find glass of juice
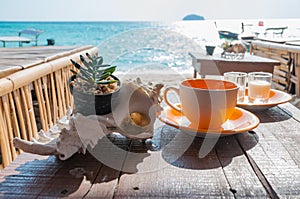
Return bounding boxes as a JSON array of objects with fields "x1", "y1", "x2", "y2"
[
  {"x1": 224, "y1": 72, "x2": 247, "y2": 102},
  {"x1": 248, "y1": 72, "x2": 272, "y2": 103}
]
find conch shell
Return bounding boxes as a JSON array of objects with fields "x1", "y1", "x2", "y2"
[{"x1": 13, "y1": 78, "x2": 164, "y2": 160}]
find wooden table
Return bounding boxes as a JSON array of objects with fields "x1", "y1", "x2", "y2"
[
  {"x1": 0, "y1": 103, "x2": 300, "y2": 198},
  {"x1": 189, "y1": 52, "x2": 280, "y2": 78}
]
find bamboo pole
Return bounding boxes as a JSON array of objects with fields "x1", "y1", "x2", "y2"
[
  {"x1": 55, "y1": 70, "x2": 64, "y2": 118},
  {"x1": 38, "y1": 79, "x2": 48, "y2": 130},
  {"x1": 8, "y1": 92, "x2": 21, "y2": 139},
  {"x1": 23, "y1": 85, "x2": 37, "y2": 139},
  {"x1": 2, "y1": 95, "x2": 17, "y2": 160},
  {"x1": 0, "y1": 78, "x2": 14, "y2": 96},
  {"x1": 19, "y1": 87, "x2": 33, "y2": 140},
  {"x1": 63, "y1": 67, "x2": 71, "y2": 109},
  {"x1": 8, "y1": 63, "x2": 52, "y2": 91},
  {"x1": 49, "y1": 57, "x2": 70, "y2": 72},
  {"x1": 50, "y1": 73, "x2": 58, "y2": 123},
  {"x1": 42, "y1": 76, "x2": 53, "y2": 128},
  {"x1": 0, "y1": 98, "x2": 13, "y2": 167},
  {"x1": 33, "y1": 80, "x2": 47, "y2": 131},
  {"x1": 46, "y1": 74, "x2": 54, "y2": 124},
  {"x1": 58, "y1": 69, "x2": 67, "y2": 116},
  {"x1": 13, "y1": 89, "x2": 28, "y2": 140}
]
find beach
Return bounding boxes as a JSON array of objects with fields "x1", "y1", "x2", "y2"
[{"x1": 115, "y1": 64, "x2": 194, "y2": 88}]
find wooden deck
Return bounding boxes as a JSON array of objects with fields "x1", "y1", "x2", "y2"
[{"x1": 0, "y1": 46, "x2": 93, "y2": 78}]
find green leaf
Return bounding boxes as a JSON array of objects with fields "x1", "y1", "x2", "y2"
[
  {"x1": 96, "y1": 72, "x2": 111, "y2": 81},
  {"x1": 86, "y1": 53, "x2": 93, "y2": 60},
  {"x1": 104, "y1": 66, "x2": 116, "y2": 74},
  {"x1": 85, "y1": 53, "x2": 97, "y2": 65},
  {"x1": 70, "y1": 59, "x2": 82, "y2": 70},
  {"x1": 77, "y1": 67, "x2": 94, "y2": 82},
  {"x1": 91, "y1": 60, "x2": 96, "y2": 66},
  {"x1": 97, "y1": 56, "x2": 103, "y2": 65},
  {"x1": 80, "y1": 66, "x2": 92, "y2": 76},
  {"x1": 77, "y1": 73, "x2": 91, "y2": 82},
  {"x1": 80, "y1": 55, "x2": 93, "y2": 68},
  {"x1": 70, "y1": 69, "x2": 78, "y2": 75},
  {"x1": 96, "y1": 64, "x2": 111, "y2": 68},
  {"x1": 81, "y1": 61, "x2": 94, "y2": 75}
]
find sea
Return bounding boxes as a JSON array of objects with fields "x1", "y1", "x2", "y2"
[{"x1": 1, "y1": 20, "x2": 300, "y2": 73}]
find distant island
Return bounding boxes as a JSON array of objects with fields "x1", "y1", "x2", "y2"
[{"x1": 182, "y1": 14, "x2": 205, "y2": 20}]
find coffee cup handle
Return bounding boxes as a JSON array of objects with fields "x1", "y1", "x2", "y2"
[{"x1": 163, "y1": 87, "x2": 182, "y2": 113}]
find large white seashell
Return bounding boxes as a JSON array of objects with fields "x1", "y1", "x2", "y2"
[{"x1": 13, "y1": 78, "x2": 164, "y2": 159}]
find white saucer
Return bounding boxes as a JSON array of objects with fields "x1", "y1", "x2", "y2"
[
  {"x1": 158, "y1": 106, "x2": 260, "y2": 136},
  {"x1": 238, "y1": 88, "x2": 292, "y2": 111}
]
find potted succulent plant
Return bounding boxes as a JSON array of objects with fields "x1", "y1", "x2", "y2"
[{"x1": 69, "y1": 53, "x2": 121, "y2": 115}]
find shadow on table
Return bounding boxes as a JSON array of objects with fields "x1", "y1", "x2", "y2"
[
  {"x1": 0, "y1": 124, "x2": 260, "y2": 197},
  {"x1": 155, "y1": 125, "x2": 259, "y2": 170},
  {"x1": 0, "y1": 134, "x2": 150, "y2": 198},
  {"x1": 251, "y1": 106, "x2": 292, "y2": 123}
]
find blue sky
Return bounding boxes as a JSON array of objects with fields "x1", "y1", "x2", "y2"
[{"x1": 1, "y1": 0, "x2": 300, "y2": 21}]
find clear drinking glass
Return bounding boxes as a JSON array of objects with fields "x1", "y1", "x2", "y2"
[
  {"x1": 248, "y1": 72, "x2": 272, "y2": 103},
  {"x1": 224, "y1": 72, "x2": 247, "y2": 102}
]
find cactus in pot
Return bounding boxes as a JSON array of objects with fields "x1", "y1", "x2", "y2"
[{"x1": 69, "y1": 53, "x2": 121, "y2": 115}]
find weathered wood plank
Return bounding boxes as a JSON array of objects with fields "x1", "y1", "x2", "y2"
[
  {"x1": 116, "y1": 126, "x2": 254, "y2": 198},
  {"x1": 37, "y1": 155, "x2": 102, "y2": 198},
  {"x1": 237, "y1": 105, "x2": 300, "y2": 198},
  {"x1": 79, "y1": 134, "x2": 130, "y2": 198},
  {"x1": 0, "y1": 154, "x2": 55, "y2": 196},
  {"x1": 84, "y1": 165, "x2": 121, "y2": 198},
  {"x1": 0, "y1": 135, "x2": 131, "y2": 198},
  {"x1": 278, "y1": 103, "x2": 300, "y2": 121},
  {"x1": 0, "y1": 46, "x2": 94, "y2": 78},
  {"x1": 216, "y1": 135, "x2": 268, "y2": 198}
]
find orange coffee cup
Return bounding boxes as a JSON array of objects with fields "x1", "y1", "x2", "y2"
[{"x1": 163, "y1": 79, "x2": 239, "y2": 130}]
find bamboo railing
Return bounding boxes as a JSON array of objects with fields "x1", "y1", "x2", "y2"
[
  {"x1": 251, "y1": 40, "x2": 300, "y2": 97},
  {"x1": 0, "y1": 46, "x2": 98, "y2": 168}
]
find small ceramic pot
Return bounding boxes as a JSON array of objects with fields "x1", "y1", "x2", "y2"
[
  {"x1": 69, "y1": 75, "x2": 121, "y2": 115},
  {"x1": 205, "y1": 45, "x2": 216, "y2": 55}
]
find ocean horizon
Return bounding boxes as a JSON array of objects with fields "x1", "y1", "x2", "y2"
[{"x1": 1, "y1": 19, "x2": 300, "y2": 72}]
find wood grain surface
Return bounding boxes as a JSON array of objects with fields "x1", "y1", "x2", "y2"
[{"x1": 0, "y1": 103, "x2": 300, "y2": 198}]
